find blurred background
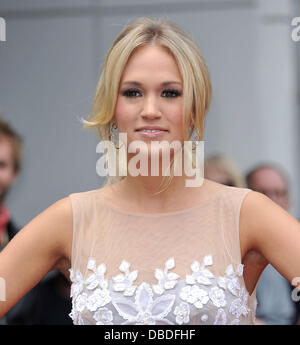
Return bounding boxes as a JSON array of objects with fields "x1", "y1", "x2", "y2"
[{"x1": 0, "y1": 0, "x2": 299, "y2": 325}]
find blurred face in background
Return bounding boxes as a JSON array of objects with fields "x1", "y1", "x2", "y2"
[
  {"x1": 0, "y1": 136, "x2": 17, "y2": 204},
  {"x1": 247, "y1": 167, "x2": 290, "y2": 210},
  {"x1": 204, "y1": 165, "x2": 235, "y2": 186}
]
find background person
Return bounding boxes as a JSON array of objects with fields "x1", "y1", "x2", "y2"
[
  {"x1": 204, "y1": 153, "x2": 247, "y2": 188},
  {"x1": 0, "y1": 117, "x2": 72, "y2": 324},
  {"x1": 0, "y1": 117, "x2": 23, "y2": 324}
]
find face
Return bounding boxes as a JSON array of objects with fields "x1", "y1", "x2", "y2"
[
  {"x1": 114, "y1": 45, "x2": 184, "y2": 159},
  {"x1": 248, "y1": 168, "x2": 290, "y2": 210},
  {"x1": 0, "y1": 137, "x2": 17, "y2": 203}
]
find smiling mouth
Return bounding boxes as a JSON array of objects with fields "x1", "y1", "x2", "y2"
[
  {"x1": 135, "y1": 129, "x2": 168, "y2": 133},
  {"x1": 135, "y1": 129, "x2": 168, "y2": 138}
]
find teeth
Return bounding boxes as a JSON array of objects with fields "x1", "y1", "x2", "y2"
[{"x1": 139, "y1": 129, "x2": 163, "y2": 132}]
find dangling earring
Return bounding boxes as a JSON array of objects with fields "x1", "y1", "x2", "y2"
[
  {"x1": 109, "y1": 122, "x2": 127, "y2": 177},
  {"x1": 189, "y1": 126, "x2": 197, "y2": 151},
  {"x1": 110, "y1": 122, "x2": 120, "y2": 149}
]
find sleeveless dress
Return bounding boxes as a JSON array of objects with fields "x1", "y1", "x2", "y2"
[{"x1": 68, "y1": 185, "x2": 258, "y2": 325}]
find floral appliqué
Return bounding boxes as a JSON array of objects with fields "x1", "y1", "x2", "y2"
[
  {"x1": 152, "y1": 257, "x2": 180, "y2": 294},
  {"x1": 69, "y1": 258, "x2": 111, "y2": 324},
  {"x1": 69, "y1": 255, "x2": 255, "y2": 325},
  {"x1": 113, "y1": 282, "x2": 175, "y2": 325},
  {"x1": 182, "y1": 255, "x2": 251, "y2": 325},
  {"x1": 174, "y1": 302, "x2": 190, "y2": 324},
  {"x1": 112, "y1": 260, "x2": 138, "y2": 296}
]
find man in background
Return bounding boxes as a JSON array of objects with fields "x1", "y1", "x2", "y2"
[{"x1": 246, "y1": 163, "x2": 300, "y2": 325}]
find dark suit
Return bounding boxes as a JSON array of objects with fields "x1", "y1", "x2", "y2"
[{"x1": 6, "y1": 219, "x2": 19, "y2": 241}]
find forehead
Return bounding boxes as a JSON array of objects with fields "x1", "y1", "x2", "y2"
[{"x1": 121, "y1": 45, "x2": 182, "y2": 82}]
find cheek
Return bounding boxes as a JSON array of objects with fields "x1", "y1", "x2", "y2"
[
  {"x1": 114, "y1": 99, "x2": 135, "y2": 125},
  {"x1": 164, "y1": 105, "x2": 183, "y2": 130}
]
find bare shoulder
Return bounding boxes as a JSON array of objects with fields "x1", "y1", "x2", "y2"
[
  {"x1": 34, "y1": 196, "x2": 73, "y2": 254},
  {"x1": 17, "y1": 195, "x2": 73, "y2": 273},
  {"x1": 239, "y1": 191, "x2": 270, "y2": 259},
  {"x1": 239, "y1": 190, "x2": 300, "y2": 281},
  {"x1": 240, "y1": 190, "x2": 293, "y2": 249},
  {"x1": 9, "y1": 195, "x2": 73, "y2": 257}
]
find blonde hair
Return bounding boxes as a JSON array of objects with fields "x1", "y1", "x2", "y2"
[{"x1": 81, "y1": 17, "x2": 212, "y2": 191}]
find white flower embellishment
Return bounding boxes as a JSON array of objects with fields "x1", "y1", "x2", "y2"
[
  {"x1": 174, "y1": 302, "x2": 190, "y2": 325},
  {"x1": 217, "y1": 263, "x2": 244, "y2": 297},
  {"x1": 185, "y1": 254, "x2": 214, "y2": 285},
  {"x1": 75, "y1": 258, "x2": 112, "y2": 313},
  {"x1": 179, "y1": 285, "x2": 209, "y2": 309},
  {"x1": 74, "y1": 292, "x2": 88, "y2": 312},
  {"x1": 214, "y1": 308, "x2": 227, "y2": 325},
  {"x1": 85, "y1": 258, "x2": 109, "y2": 290},
  {"x1": 86, "y1": 288, "x2": 111, "y2": 312},
  {"x1": 112, "y1": 282, "x2": 175, "y2": 325},
  {"x1": 229, "y1": 287, "x2": 250, "y2": 318},
  {"x1": 112, "y1": 260, "x2": 138, "y2": 296},
  {"x1": 68, "y1": 254, "x2": 254, "y2": 325},
  {"x1": 69, "y1": 268, "x2": 84, "y2": 299},
  {"x1": 209, "y1": 286, "x2": 227, "y2": 308},
  {"x1": 152, "y1": 257, "x2": 180, "y2": 295},
  {"x1": 93, "y1": 307, "x2": 113, "y2": 325},
  {"x1": 213, "y1": 308, "x2": 240, "y2": 325}
]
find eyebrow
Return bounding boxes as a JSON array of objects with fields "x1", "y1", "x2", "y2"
[{"x1": 122, "y1": 81, "x2": 182, "y2": 86}]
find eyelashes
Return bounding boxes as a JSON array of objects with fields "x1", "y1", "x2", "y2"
[{"x1": 122, "y1": 88, "x2": 181, "y2": 98}]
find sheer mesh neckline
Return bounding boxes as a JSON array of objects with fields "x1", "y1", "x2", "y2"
[{"x1": 96, "y1": 185, "x2": 229, "y2": 217}]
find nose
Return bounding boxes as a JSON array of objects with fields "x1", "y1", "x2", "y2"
[{"x1": 140, "y1": 94, "x2": 162, "y2": 119}]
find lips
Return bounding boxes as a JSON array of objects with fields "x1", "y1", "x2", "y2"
[
  {"x1": 135, "y1": 126, "x2": 168, "y2": 132},
  {"x1": 135, "y1": 129, "x2": 168, "y2": 139}
]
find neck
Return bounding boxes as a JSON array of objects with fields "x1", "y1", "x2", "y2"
[{"x1": 116, "y1": 158, "x2": 204, "y2": 210}]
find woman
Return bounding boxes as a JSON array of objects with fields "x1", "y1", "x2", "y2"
[{"x1": 0, "y1": 17, "x2": 300, "y2": 325}]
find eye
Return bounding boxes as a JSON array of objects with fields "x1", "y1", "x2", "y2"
[
  {"x1": 121, "y1": 88, "x2": 181, "y2": 98},
  {"x1": 122, "y1": 89, "x2": 141, "y2": 98},
  {"x1": 161, "y1": 89, "x2": 181, "y2": 98}
]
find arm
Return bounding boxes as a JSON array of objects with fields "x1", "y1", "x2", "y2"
[
  {"x1": 0, "y1": 197, "x2": 72, "y2": 318},
  {"x1": 240, "y1": 191, "x2": 300, "y2": 289}
]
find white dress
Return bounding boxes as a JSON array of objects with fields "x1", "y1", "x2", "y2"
[{"x1": 68, "y1": 185, "x2": 257, "y2": 325}]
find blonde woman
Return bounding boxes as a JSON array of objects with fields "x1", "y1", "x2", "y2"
[{"x1": 1, "y1": 17, "x2": 300, "y2": 326}]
